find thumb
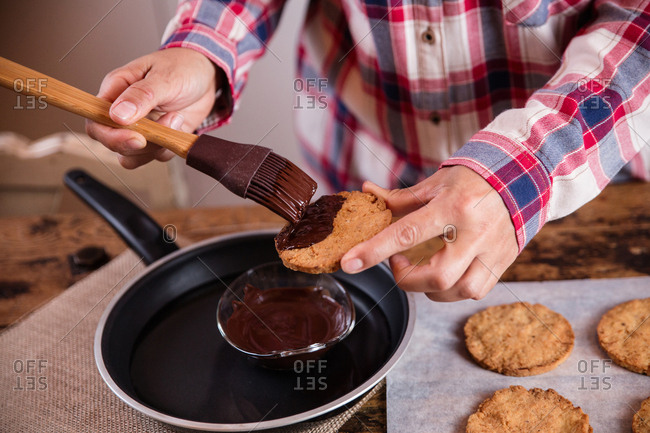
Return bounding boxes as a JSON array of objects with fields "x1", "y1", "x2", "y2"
[
  {"x1": 109, "y1": 74, "x2": 169, "y2": 125},
  {"x1": 98, "y1": 57, "x2": 177, "y2": 126}
]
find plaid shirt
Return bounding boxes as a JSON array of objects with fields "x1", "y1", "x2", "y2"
[{"x1": 162, "y1": 0, "x2": 650, "y2": 250}]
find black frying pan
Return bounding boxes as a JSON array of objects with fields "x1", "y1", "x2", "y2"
[{"x1": 64, "y1": 169, "x2": 415, "y2": 431}]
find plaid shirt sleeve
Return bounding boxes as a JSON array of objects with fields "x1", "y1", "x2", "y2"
[
  {"x1": 159, "y1": 0, "x2": 285, "y2": 133},
  {"x1": 441, "y1": 0, "x2": 650, "y2": 250}
]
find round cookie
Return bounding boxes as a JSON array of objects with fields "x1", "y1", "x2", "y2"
[
  {"x1": 275, "y1": 191, "x2": 391, "y2": 274},
  {"x1": 633, "y1": 396, "x2": 650, "y2": 433},
  {"x1": 466, "y1": 386, "x2": 592, "y2": 432},
  {"x1": 597, "y1": 298, "x2": 650, "y2": 375},
  {"x1": 464, "y1": 302, "x2": 574, "y2": 376}
]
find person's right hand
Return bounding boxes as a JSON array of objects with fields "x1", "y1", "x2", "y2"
[{"x1": 86, "y1": 47, "x2": 222, "y2": 168}]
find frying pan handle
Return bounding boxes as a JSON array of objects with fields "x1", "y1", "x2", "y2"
[{"x1": 64, "y1": 169, "x2": 179, "y2": 265}]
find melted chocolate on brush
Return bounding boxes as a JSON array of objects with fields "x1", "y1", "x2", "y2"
[{"x1": 275, "y1": 194, "x2": 345, "y2": 250}]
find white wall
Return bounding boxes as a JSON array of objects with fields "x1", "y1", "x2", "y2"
[{"x1": 0, "y1": 0, "x2": 307, "y2": 209}]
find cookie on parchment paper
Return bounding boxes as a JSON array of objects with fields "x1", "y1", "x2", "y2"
[
  {"x1": 464, "y1": 302, "x2": 574, "y2": 376},
  {"x1": 633, "y1": 396, "x2": 650, "y2": 433},
  {"x1": 275, "y1": 191, "x2": 392, "y2": 274},
  {"x1": 597, "y1": 298, "x2": 650, "y2": 375},
  {"x1": 466, "y1": 386, "x2": 592, "y2": 433}
]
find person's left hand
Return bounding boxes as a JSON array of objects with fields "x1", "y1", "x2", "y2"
[{"x1": 340, "y1": 165, "x2": 519, "y2": 302}]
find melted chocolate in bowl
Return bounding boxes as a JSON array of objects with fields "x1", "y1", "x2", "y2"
[
  {"x1": 275, "y1": 194, "x2": 345, "y2": 250},
  {"x1": 226, "y1": 284, "x2": 346, "y2": 354},
  {"x1": 217, "y1": 262, "x2": 355, "y2": 367}
]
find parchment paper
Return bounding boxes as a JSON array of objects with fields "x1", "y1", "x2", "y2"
[{"x1": 387, "y1": 276, "x2": 650, "y2": 432}]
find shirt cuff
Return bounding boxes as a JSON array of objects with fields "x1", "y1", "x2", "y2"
[
  {"x1": 160, "y1": 22, "x2": 236, "y2": 134},
  {"x1": 440, "y1": 131, "x2": 552, "y2": 251}
]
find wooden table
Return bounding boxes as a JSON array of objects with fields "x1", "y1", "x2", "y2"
[{"x1": 1, "y1": 181, "x2": 649, "y2": 432}]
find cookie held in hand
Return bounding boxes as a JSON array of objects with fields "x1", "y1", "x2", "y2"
[
  {"x1": 464, "y1": 302, "x2": 574, "y2": 376},
  {"x1": 275, "y1": 191, "x2": 392, "y2": 274},
  {"x1": 597, "y1": 298, "x2": 650, "y2": 375},
  {"x1": 466, "y1": 386, "x2": 592, "y2": 432}
]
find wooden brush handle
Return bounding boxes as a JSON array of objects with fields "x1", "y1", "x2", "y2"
[{"x1": 0, "y1": 56, "x2": 198, "y2": 158}]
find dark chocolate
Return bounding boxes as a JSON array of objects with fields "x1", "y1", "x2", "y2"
[
  {"x1": 275, "y1": 194, "x2": 346, "y2": 250},
  {"x1": 225, "y1": 284, "x2": 346, "y2": 353}
]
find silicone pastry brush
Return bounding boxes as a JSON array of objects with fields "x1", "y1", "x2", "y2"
[{"x1": 0, "y1": 56, "x2": 316, "y2": 223}]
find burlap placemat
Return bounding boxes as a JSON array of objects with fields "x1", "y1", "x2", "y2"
[{"x1": 0, "y1": 250, "x2": 382, "y2": 432}]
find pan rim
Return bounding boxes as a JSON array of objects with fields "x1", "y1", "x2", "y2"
[{"x1": 94, "y1": 229, "x2": 416, "y2": 431}]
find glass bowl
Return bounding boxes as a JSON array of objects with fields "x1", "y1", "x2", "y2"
[{"x1": 217, "y1": 262, "x2": 355, "y2": 369}]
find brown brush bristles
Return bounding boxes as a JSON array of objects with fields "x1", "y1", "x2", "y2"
[{"x1": 248, "y1": 152, "x2": 317, "y2": 223}]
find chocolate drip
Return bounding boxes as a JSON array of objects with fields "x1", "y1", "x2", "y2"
[
  {"x1": 225, "y1": 284, "x2": 346, "y2": 353},
  {"x1": 275, "y1": 194, "x2": 345, "y2": 251}
]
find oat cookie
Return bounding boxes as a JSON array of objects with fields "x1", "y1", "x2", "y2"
[
  {"x1": 633, "y1": 396, "x2": 650, "y2": 433},
  {"x1": 597, "y1": 298, "x2": 650, "y2": 375},
  {"x1": 464, "y1": 302, "x2": 574, "y2": 376},
  {"x1": 466, "y1": 386, "x2": 592, "y2": 432},
  {"x1": 275, "y1": 191, "x2": 392, "y2": 274}
]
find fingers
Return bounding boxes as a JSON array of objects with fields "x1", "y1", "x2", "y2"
[
  {"x1": 108, "y1": 73, "x2": 169, "y2": 126},
  {"x1": 87, "y1": 111, "x2": 183, "y2": 169},
  {"x1": 341, "y1": 201, "x2": 449, "y2": 273},
  {"x1": 85, "y1": 48, "x2": 219, "y2": 169},
  {"x1": 390, "y1": 253, "x2": 500, "y2": 302},
  {"x1": 341, "y1": 179, "x2": 446, "y2": 273},
  {"x1": 85, "y1": 120, "x2": 146, "y2": 155},
  {"x1": 388, "y1": 255, "x2": 466, "y2": 302},
  {"x1": 96, "y1": 54, "x2": 178, "y2": 126},
  {"x1": 100, "y1": 49, "x2": 215, "y2": 127},
  {"x1": 347, "y1": 167, "x2": 518, "y2": 303},
  {"x1": 388, "y1": 240, "x2": 477, "y2": 293},
  {"x1": 94, "y1": 58, "x2": 155, "y2": 125},
  {"x1": 97, "y1": 55, "x2": 152, "y2": 98},
  {"x1": 86, "y1": 55, "x2": 166, "y2": 168},
  {"x1": 427, "y1": 258, "x2": 498, "y2": 301},
  {"x1": 117, "y1": 147, "x2": 174, "y2": 169},
  {"x1": 454, "y1": 257, "x2": 499, "y2": 300}
]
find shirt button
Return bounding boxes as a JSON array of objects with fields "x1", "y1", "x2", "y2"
[
  {"x1": 421, "y1": 27, "x2": 435, "y2": 44},
  {"x1": 429, "y1": 111, "x2": 441, "y2": 125}
]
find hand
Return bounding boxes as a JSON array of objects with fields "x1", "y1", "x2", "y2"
[
  {"x1": 86, "y1": 48, "x2": 222, "y2": 168},
  {"x1": 340, "y1": 166, "x2": 519, "y2": 302}
]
